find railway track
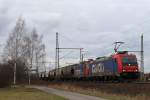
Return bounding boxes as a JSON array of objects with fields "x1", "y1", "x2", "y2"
[
  {"x1": 48, "y1": 80, "x2": 150, "y2": 98},
  {"x1": 134, "y1": 82, "x2": 150, "y2": 84}
]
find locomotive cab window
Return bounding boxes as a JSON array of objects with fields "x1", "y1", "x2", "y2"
[{"x1": 122, "y1": 57, "x2": 138, "y2": 66}]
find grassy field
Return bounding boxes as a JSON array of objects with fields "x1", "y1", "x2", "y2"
[
  {"x1": 48, "y1": 82, "x2": 150, "y2": 100},
  {"x1": 0, "y1": 87, "x2": 67, "y2": 100}
]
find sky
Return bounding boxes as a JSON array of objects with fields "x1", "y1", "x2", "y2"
[{"x1": 0, "y1": 0, "x2": 150, "y2": 72}]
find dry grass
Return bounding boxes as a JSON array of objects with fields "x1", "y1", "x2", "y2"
[
  {"x1": 48, "y1": 82, "x2": 150, "y2": 100},
  {"x1": 0, "y1": 87, "x2": 67, "y2": 100}
]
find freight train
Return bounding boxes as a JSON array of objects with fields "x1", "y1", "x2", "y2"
[{"x1": 40, "y1": 51, "x2": 140, "y2": 81}]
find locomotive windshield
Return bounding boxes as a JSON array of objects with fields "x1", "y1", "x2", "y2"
[{"x1": 122, "y1": 57, "x2": 138, "y2": 66}]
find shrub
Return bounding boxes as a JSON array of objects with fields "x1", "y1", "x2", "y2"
[
  {"x1": 0, "y1": 63, "x2": 13, "y2": 87},
  {"x1": 0, "y1": 59, "x2": 28, "y2": 87}
]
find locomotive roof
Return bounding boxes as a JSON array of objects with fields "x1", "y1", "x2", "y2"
[{"x1": 95, "y1": 56, "x2": 112, "y2": 62}]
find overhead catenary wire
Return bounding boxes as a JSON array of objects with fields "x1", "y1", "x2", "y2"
[
  {"x1": 60, "y1": 34, "x2": 97, "y2": 58},
  {"x1": 59, "y1": 50, "x2": 74, "y2": 59},
  {"x1": 55, "y1": 33, "x2": 84, "y2": 71}
]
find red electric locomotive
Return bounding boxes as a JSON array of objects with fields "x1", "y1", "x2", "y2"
[{"x1": 112, "y1": 51, "x2": 139, "y2": 79}]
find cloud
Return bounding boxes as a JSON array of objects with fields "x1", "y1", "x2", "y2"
[{"x1": 0, "y1": 0, "x2": 150, "y2": 72}]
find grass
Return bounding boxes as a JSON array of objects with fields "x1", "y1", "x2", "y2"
[
  {"x1": 0, "y1": 87, "x2": 67, "y2": 100},
  {"x1": 48, "y1": 82, "x2": 150, "y2": 100}
]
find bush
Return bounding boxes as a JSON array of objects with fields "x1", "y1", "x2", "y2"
[
  {"x1": 0, "y1": 63, "x2": 13, "y2": 87},
  {"x1": 16, "y1": 60, "x2": 28, "y2": 84},
  {"x1": 0, "y1": 60, "x2": 28, "y2": 87}
]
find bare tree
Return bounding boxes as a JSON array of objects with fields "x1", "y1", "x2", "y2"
[
  {"x1": 2, "y1": 17, "x2": 28, "y2": 85},
  {"x1": 3, "y1": 17, "x2": 26, "y2": 62},
  {"x1": 29, "y1": 29, "x2": 46, "y2": 77},
  {"x1": 3, "y1": 17, "x2": 47, "y2": 84}
]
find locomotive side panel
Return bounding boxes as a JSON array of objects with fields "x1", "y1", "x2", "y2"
[
  {"x1": 103, "y1": 59, "x2": 118, "y2": 76},
  {"x1": 91, "y1": 58, "x2": 118, "y2": 77},
  {"x1": 91, "y1": 61, "x2": 104, "y2": 76}
]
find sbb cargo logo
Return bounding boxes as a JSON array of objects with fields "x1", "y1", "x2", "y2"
[{"x1": 92, "y1": 63, "x2": 104, "y2": 74}]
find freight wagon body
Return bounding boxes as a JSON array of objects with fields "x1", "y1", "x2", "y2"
[
  {"x1": 61, "y1": 64, "x2": 76, "y2": 80},
  {"x1": 74, "y1": 63, "x2": 83, "y2": 78},
  {"x1": 83, "y1": 61, "x2": 90, "y2": 77},
  {"x1": 49, "y1": 69, "x2": 56, "y2": 80}
]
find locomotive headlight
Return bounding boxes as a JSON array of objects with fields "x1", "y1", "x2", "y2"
[
  {"x1": 123, "y1": 70, "x2": 126, "y2": 72},
  {"x1": 135, "y1": 70, "x2": 138, "y2": 72}
]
